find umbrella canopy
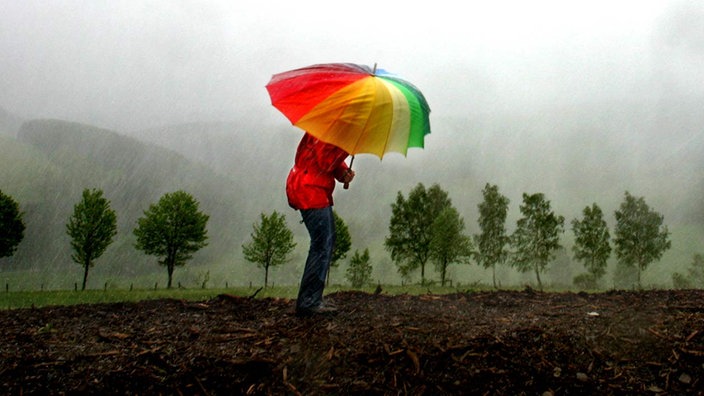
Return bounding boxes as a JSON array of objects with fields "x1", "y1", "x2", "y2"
[{"x1": 266, "y1": 63, "x2": 431, "y2": 158}]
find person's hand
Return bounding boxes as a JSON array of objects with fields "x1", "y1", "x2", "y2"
[
  {"x1": 342, "y1": 169, "x2": 355, "y2": 184},
  {"x1": 343, "y1": 169, "x2": 355, "y2": 189}
]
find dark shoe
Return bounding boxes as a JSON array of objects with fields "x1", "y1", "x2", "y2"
[{"x1": 295, "y1": 304, "x2": 338, "y2": 317}]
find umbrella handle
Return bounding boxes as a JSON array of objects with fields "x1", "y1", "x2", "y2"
[{"x1": 343, "y1": 156, "x2": 354, "y2": 190}]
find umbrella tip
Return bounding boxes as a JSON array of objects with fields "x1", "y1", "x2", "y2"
[{"x1": 372, "y1": 63, "x2": 377, "y2": 75}]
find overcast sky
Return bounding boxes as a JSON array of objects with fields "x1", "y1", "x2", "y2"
[{"x1": 1, "y1": 1, "x2": 703, "y2": 131}]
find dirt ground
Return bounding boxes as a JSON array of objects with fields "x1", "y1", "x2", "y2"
[{"x1": 2, "y1": 288, "x2": 704, "y2": 395}]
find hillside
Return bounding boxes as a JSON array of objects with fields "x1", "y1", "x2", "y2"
[
  {"x1": 131, "y1": 98, "x2": 704, "y2": 286},
  {"x1": 135, "y1": 98, "x2": 704, "y2": 226},
  {"x1": 2, "y1": 120, "x2": 260, "y2": 288},
  {"x1": 2, "y1": 93, "x2": 703, "y2": 290}
]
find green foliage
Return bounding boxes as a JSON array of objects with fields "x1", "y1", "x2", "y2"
[
  {"x1": 0, "y1": 190, "x2": 25, "y2": 259},
  {"x1": 430, "y1": 206, "x2": 473, "y2": 286},
  {"x1": 327, "y1": 211, "x2": 352, "y2": 284},
  {"x1": 474, "y1": 183, "x2": 510, "y2": 288},
  {"x1": 242, "y1": 211, "x2": 296, "y2": 287},
  {"x1": 511, "y1": 193, "x2": 565, "y2": 289},
  {"x1": 385, "y1": 183, "x2": 451, "y2": 284},
  {"x1": 66, "y1": 188, "x2": 118, "y2": 290},
  {"x1": 613, "y1": 191, "x2": 671, "y2": 288},
  {"x1": 346, "y1": 249, "x2": 373, "y2": 288},
  {"x1": 134, "y1": 191, "x2": 209, "y2": 289},
  {"x1": 571, "y1": 203, "x2": 611, "y2": 282}
]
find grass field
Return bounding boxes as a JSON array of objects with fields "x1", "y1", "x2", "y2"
[{"x1": 0, "y1": 284, "x2": 480, "y2": 310}]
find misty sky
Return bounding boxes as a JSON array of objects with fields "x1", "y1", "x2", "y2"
[{"x1": 1, "y1": 1, "x2": 703, "y2": 132}]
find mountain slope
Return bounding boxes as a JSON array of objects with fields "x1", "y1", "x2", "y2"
[
  {"x1": 3, "y1": 92, "x2": 703, "y2": 289},
  {"x1": 2, "y1": 119, "x2": 257, "y2": 288},
  {"x1": 130, "y1": 98, "x2": 704, "y2": 286}
]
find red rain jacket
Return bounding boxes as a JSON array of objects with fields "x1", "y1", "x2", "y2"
[{"x1": 286, "y1": 133, "x2": 350, "y2": 210}]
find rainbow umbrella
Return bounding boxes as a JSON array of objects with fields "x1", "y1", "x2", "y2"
[{"x1": 265, "y1": 63, "x2": 431, "y2": 159}]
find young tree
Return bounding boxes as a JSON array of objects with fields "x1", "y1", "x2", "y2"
[
  {"x1": 385, "y1": 183, "x2": 451, "y2": 284},
  {"x1": 327, "y1": 211, "x2": 351, "y2": 285},
  {"x1": 511, "y1": 193, "x2": 565, "y2": 290},
  {"x1": 474, "y1": 183, "x2": 510, "y2": 288},
  {"x1": 134, "y1": 191, "x2": 209, "y2": 289},
  {"x1": 0, "y1": 190, "x2": 25, "y2": 259},
  {"x1": 673, "y1": 254, "x2": 704, "y2": 289},
  {"x1": 66, "y1": 188, "x2": 117, "y2": 291},
  {"x1": 242, "y1": 211, "x2": 296, "y2": 287},
  {"x1": 571, "y1": 203, "x2": 611, "y2": 287},
  {"x1": 613, "y1": 262, "x2": 639, "y2": 289},
  {"x1": 430, "y1": 206, "x2": 473, "y2": 286},
  {"x1": 346, "y1": 248, "x2": 373, "y2": 288},
  {"x1": 613, "y1": 191, "x2": 671, "y2": 288},
  {"x1": 687, "y1": 254, "x2": 704, "y2": 288}
]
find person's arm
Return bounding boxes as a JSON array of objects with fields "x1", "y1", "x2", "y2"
[{"x1": 313, "y1": 140, "x2": 349, "y2": 175}]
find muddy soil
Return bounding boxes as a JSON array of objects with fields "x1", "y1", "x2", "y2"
[{"x1": 2, "y1": 289, "x2": 704, "y2": 395}]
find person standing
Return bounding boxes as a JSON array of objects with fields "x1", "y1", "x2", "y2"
[{"x1": 286, "y1": 132, "x2": 355, "y2": 316}]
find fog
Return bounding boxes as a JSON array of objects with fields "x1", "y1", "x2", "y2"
[
  {"x1": 1, "y1": 1, "x2": 703, "y2": 288},
  {"x1": 2, "y1": 1, "x2": 703, "y2": 129}
]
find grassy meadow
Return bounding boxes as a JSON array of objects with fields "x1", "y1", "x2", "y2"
[{"x1": 0, "y1": 283, "x2": 480, "y2": 310}]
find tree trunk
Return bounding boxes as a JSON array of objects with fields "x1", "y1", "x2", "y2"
[
  {"x1": 441, "y1": 262, "x2": 447, "y2": 287},
  {"x1": 82, "y1": 259, "x2": 91, "y2": 291},
  {"x1": 167, "y1": 263, "x2": 174, "y2": 289},
  {"x1": 534, "y1": 264, "x2": 543, "y2": 291},
  {"x1": 492, "y1": 264, "x2": 497, "y2": 289},
  {"x1": 264, "y1": 263, "x2": 269, "y2": 288}
]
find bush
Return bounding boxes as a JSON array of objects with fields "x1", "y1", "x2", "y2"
[
  {"x1": 573, "y1": 273, "x2": 597, "y2": 290},
  {"x1": 672, "y1": 272, "x2": 692, "y2": 289},
  {"x1": 0, "y1": 190, "x2": 25, "y2": 258}
]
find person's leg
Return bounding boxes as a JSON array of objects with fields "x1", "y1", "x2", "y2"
[{"x1": 296, "y1": 207, "x2": 335, "y2": 312}]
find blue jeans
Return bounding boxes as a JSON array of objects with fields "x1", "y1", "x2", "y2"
[{"x1": 296, "y1": 206, "x2": 335, "y2": 310}]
